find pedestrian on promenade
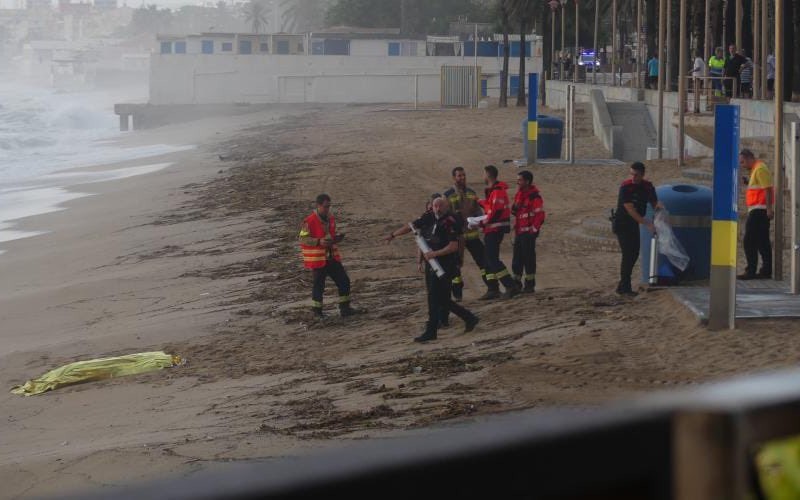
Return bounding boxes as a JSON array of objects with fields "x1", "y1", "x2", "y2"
[
  {"x1": 767, "y1": 53, "x2": 775, "y2": 99},
  {"x1": 739, "y1": 49, "x2": 753, "y2": 98},
  {"x1": 647, "y1": 53, "x2": 659, "y2": 89},
  {"x1": 709, "y1": 47, "x2": 725, "y2": 97}
]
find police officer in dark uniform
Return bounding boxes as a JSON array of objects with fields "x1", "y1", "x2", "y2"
[
  {"x1": 613, "y1": 162, "x2": 661, "y2": 295},
  {"x1": 386, "y1": 196, "x2": 480, "y2": 343}
]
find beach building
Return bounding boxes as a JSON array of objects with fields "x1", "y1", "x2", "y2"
[{"x1": 149, "y1": 29, "x2": 543, "y2": 105}]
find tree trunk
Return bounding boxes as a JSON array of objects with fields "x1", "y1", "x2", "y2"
[
  {"x1": 792, "y1": 0, "x2": 800, "y2": 98},
  {"x1": 500, "y1": 22, "x2": 510, "y2": 107},
  {"x1": 518, "y1": 19, "x2": 527, "y2": 106},
  {"x1": 784, "y1": 0, "x2": 794, "y2": 99},
  {"x1": 646, "y1": 0, "x2": 657, "y2": 61}
]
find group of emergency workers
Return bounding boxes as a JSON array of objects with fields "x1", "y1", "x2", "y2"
[{"x1": 298, "y1": 165, "x2": 545, "y2": 343}]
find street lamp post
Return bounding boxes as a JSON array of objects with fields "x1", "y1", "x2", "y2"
[
  {"x1": 611, "y1": 0, "x2": 617, "y2": 85},
  {"x1": 594, "y1": 0, "x2": 599, "y2": 84},
  {"x1": 574, "y1": 0, "x2": 579, "y2": 83},
  {"x1": 561, "y1": 0, "x2": 567, "y2": 80}
]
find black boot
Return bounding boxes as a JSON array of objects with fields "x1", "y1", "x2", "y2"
[
  {"x1": 312, "y1": 307, "x2": 324, "y2": 318},
  {"x1": 339, "y1": 303, "x2": 358, "y2": 317},
  {"x1": 463, "y1": 315, "x2": 479, "y2": 333},
  {"x1": 479, "y1": 282, "x2": 501, "y2": 300},
  {"x1": 524, "y1": 278, "x2": 536, "y2": 293},
  {"x1": 414, "y1": 329, "x2": 437, "y2": 343}
]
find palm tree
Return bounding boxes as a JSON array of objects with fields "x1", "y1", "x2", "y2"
[
  {"x1": 243, "y1": 0, "x2": 269, "y2": 33},
  {"x1": 509, "y1": 0, "x2": 539, "y2": 106},
  {"x1": 497, "y1": 0, "x2": 513, "y2": 107}
]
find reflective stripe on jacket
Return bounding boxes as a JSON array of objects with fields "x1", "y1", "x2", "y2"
[
  {"x1": 481, "y1": 181, "x2": 511, "y2": 234},
  {"x1": 512, "y1": 185, "x2": 545, "y2": 235},
  {"x1": 299, "y1": 212, "x2": 341, "y2": 269},
  {"x1": 746, "y1": 160, "x2": 773, "y2": 211},
  {"x1": 444, "y1": 186, "x2": 482, "y2": 240}
]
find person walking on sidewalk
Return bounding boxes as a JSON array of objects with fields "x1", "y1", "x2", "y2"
[
  {"x1": 298, "y1": 194, "x2": 357, "y2": 318},
  {"x1": 479, "y1": 165, "x2": 520, "y2": 300},
  {"x1": 511, "y1": 170, "x2": 545, "y2": 293},
  {"x1": 444, "y1": 166, "x2": 489, "y2": 301},
  {"x1": 738, "y1": 149, "x2": 774, "y2": 280},
  {"x1": 386, "y1": 196, "x2": 479, "y2": 343},
  {"x1": 612, "y1": 162, "x2": 661, "y2": 295}
]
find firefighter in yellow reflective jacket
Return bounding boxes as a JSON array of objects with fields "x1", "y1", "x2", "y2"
[
  {"x1": 443, "y1": 166, "x2": 490, "y2": 301},
  {"x1": 299, "y1": 194, "x2": 357, "y2": 318}
]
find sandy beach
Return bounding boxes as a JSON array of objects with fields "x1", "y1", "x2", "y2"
[{"x1": 2, "y1": 102, "x2": 799, "y2": 498}]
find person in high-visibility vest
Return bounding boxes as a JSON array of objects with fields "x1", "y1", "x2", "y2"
[
  {"x1": 708, "y1": 46, "x2": 725, "y2": 97},
  {"x1": 298, "y1": 193, "x2": 357, "y2": 318},
  {"x1": 444, "y1": 166, "x2": 490, "y2": 301},
  {"x1": 738, "y1": 149, "x2": 774, "y2": 280}
]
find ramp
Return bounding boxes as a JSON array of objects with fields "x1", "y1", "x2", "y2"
[{"x1": 606, "y1": 102, "x2": 657, "y2": 162}]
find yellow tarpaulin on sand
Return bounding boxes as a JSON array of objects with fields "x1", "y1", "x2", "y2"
[{"x1": 11, "y1": 351, "x2": 182, "y2": 396}]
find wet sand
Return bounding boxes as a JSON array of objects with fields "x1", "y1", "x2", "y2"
[{"x1": 1, "y1": 102, "x2": 798, "y2": 498}]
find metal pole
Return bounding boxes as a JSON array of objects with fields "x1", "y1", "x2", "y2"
[
  {"x1": 658, "y1": 0, "x2": 666, "y2": 158},
  {"x1": 474, "y1": 23, "x2": 478, "y2": 108},
  {"x1": 666, "y1": 0, "x2": 672, "y2": 90},
  {"x1": 570, "y1": 85, "x2": 576, "y2": 163},
  {"x1": 552, "y1": 8, "x2": 557, "y2": 79},
  {"x1": 736, "y1": 0, "x2": 742, "y2": 50},
  {"x1": 594, "y1": 0, "x2": 599, "y2": 84},
  {"x1": 527, "y1": 73, "x2": 539, "y2": 165},
  {"x1": 761, "y1": 0, "x2": 768, "y2": 97},
  {"x1": 561, "y1": 2, "x2": 566, "y2": 80},
  {"x1": 636, "y1": 0, "x2": 642, "y2": 88},
  {"x1": 574, "y1": 0, "x2": 579, "y2": 83},
  {"x1": 708, "y1": 104, "x2": 740, "y2": 331},
  {"x1": 754, "y1": 0, "x2": 760, "y2": 99},
  {"x1": 414, "y1": 74, "x2": 419, "y2": 110},
  {"x1": 704, "y1": 0, "x2": 711, "y2": 73},
  {"x1": 792, "y1": 121, "x2": 800, "y2": 293},
  {"x1": 678, "y1": 0, "x2": 687, "y2": 165},
  {"x1": 774, "y1": 0, "x2": 784, "y2": 279},
  {"x1": 611, "y1": 0, "x2": 617, "y2": 85}
]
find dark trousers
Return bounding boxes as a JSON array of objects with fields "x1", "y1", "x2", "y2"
[
  {"x1": 311, "y1": 260, "x2": 350, "y2": 308},
  {"x1": 425, "y1": 264, "x2": 475, "y2": 335},
  {"x1": 452, "y1": 237, "x2": 489, "y2": 296},
  {"x1": 616, "y1": 225, "x2": 640, "y2": 292},
  {"x1": 744, "y1": 209, "x2": 772, "y2": 276},
  {"x1": 484, "y1": 231, "x2": 516, "y2": 291},
  {"x1": 512, "y1": 232, "x2": 538, "y2": 286}
]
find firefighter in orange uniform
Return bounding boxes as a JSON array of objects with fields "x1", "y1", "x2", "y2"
[
  {"x1": 299, "y1": 194, "x2": 357, "y2": 317},
  {"x1": 511, "y1": 170, "x2": 545, "y2": 293},
  {"x1": 479, "y1": 165, "x2": 521, "y2": 300}
]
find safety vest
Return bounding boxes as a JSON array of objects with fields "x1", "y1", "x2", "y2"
[
  {"x1": 445, "y1": 186, "x2": 481, "y2": 240},
  {"x1": 708, "y1": 56, "x2": 724, "y2": 76},
  {"x1": 482, "y1": 181, "x2": 511, "y2": 234},
  {"x1": 299, "y1": 211, "x2": 341, "y2": 269},
  {"x1": 746, "y1": 160, "x2": 773, "y2": 210},
  {"x1": 512, "y1": 185, "x2": 545, "y2": 235}
]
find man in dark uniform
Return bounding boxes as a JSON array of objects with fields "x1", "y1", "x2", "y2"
[
  {"x1": 444, "y1": 166, "x2": 489, "y2": 301},
  {"x1": 613, "y1": 162, "x2": 661, "y2": 295},
  {"x1": 386, "y1": 196, "x2": 479, "y2": 343}
]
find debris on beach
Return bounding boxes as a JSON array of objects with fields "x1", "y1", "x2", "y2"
[{"x1": 11, "y1": 351, "x2": 183, "y2": 396}]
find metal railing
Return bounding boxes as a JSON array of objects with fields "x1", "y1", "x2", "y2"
[
  {"x1": 75, "y1": 367, "x2": 800, "y2": 499},
  {"x1": 681, "y1": 76, "x2": 739, "y2": 113}
]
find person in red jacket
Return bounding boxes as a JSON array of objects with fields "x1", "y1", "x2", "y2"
[
  {"x1": 511, "y1": 170, "x2": 545, "y2": 293},
  {"x1": 298, "y1": 194, "x2": 357, "y2": 318},
  {"x1": 479, "y1": 165, "x2": 521, "y2": 300}
]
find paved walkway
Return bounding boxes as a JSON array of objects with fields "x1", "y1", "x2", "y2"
[{"x1": 671, "y1": 280, "x2": 800, "y2": 320}]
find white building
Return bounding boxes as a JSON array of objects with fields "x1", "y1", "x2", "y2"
[{"x1": 150, "y1": 31, "x2": 543, "y2": 105}]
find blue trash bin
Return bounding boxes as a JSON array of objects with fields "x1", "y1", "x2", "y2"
[
  {"x1": 521, "y1": 115, "x2": 564, "y2": 160},
  {"x1": 640, "y1": 184, "x2": 712, "y2": 284}
]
